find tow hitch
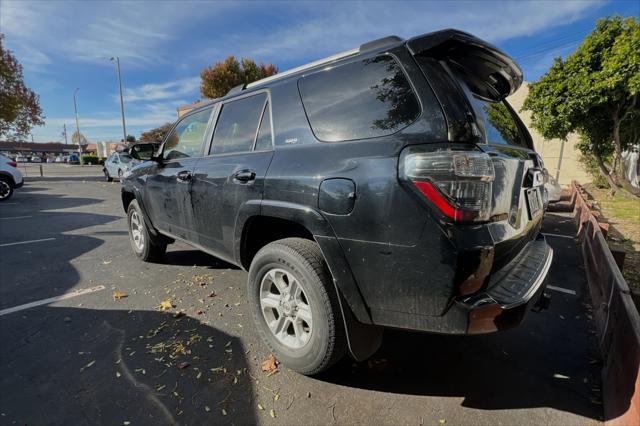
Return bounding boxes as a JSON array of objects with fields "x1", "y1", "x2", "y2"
[{"x1": 532, "y1": 292, "x2": 551, "y2": 312}]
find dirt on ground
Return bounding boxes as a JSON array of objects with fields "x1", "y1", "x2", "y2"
[{"x1": 583, "y1": 184, "x2": 640, "y2": 307}]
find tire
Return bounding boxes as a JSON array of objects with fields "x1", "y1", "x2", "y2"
[
  {"x1": 104, "y1": 169, "x2": 113, "y2": 182},
  {"x1": 127, "y1": 199, "x2": 166, "y2": 262},
  {"x1": 118, "y1": 169, "x2": 123, "y2": 180},
  {"x1": 0, "y1": 177, "x2": 13, "y2": 201},
  {"x1": 248, "y1": 238, "x2": 347, "y2": 375}
]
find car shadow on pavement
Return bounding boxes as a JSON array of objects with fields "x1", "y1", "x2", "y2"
[
  {"x1": 321, "y1": 327, "x2": 601, "y2": 420},
  {"x1": 0, "y1": 306, "x2": 255, "y2": 425},
  {"x1": 161, "y1": 248, "x2": 241, "y2": 270}
]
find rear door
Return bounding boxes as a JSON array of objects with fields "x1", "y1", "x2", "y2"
[
  {"x1": 144, "y1": 106, "x2": 214, "y2": 240},
  {"x1": 190, "y1": 91, "x2": 274, "y2": 262}
]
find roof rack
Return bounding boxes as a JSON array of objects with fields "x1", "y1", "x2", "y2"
[{"x1": 241, "y1": 35, "x2": 403, "y2": 92}]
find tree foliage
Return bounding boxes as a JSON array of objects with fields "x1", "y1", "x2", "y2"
[
  {"x1": 140, "y1": 122, "x2": 173, "y2": 143},
  {"x1": 0, "y1": 34, "x2": 44, "y2": 138},
  {"x1": 200, "y1": 56, "x2": 277, "y2": 99},
  {"x1": 126, "y1": 134, "x2": 136, "y2": 143},
  {"x1": 522, "y1": 16, "x2": 640, "y2": 192}
]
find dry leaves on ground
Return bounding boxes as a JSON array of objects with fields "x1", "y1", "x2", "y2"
[
  {"x1": 158, "y1": 299, "x2": 174, "y2": 311},
  {"x1": 113, "y1": 291, "x2": 127, "y2": 300},
  {"x1": 261, "y1": 354, "x2": 279, "y2": 375}
]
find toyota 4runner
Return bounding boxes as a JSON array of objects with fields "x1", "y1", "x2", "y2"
[{"x1": 122, "y1": 29, "x2": 553, "y2": 375}]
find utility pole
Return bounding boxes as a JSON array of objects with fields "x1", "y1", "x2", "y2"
[
  {"x1": 73, "y1": 88, "x2": 84, "y2": 165},
  {"x1": 111, "y1": 56, "x2": 127, "y2": 143},
  {"x1": 63, "y1": 124, "x2": 68, "y2": 144}
]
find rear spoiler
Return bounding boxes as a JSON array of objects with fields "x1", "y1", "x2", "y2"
[{"x1": 406, "y1": 29, "x2": 523, "y2": 101}]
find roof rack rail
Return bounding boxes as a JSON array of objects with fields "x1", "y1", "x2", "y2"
[
  {"x1": 359, "y1": 35, "x2": 403, "y2": 52},
  {"x1": 243, "y1": 34, "x2": 404, "y2": 91},
  {"x1": 226, "y1": 83, "x2": 246, "y2": 96}
]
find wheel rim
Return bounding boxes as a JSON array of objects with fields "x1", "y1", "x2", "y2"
[
  {"x1": 0, "y1": 181, "x2": 10, "y2": 199},
  {"x1": 130, "y1": 211, "x2": 145, "y2": 251},
  {"x1": 260, "y1": 268, "x2": 312, "y2": 349},
  {"x1": 118, "y1": 170, "x2": 123, "y2": 177}
]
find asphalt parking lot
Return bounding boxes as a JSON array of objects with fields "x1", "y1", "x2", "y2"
[{"x1": 0, "y1": 171, "x2": 604, "y2": 425}]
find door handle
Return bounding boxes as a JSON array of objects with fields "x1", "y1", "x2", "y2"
[
  {"x1": 177, "y1": 170, "x2": 192, "y2": 183},
  {"x1": 233, "y1": 170, "x2": 256, "y2": 183}
]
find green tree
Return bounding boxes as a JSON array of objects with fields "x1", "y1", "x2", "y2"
[
  {"x1": 522, "y1": 16, "x2": 640, "y2": 193},
  {"x1": 0, "y1": 34, "x2": 44, "y2": 138},
  {"x1": 200, "y1": 56, "x2": 277, "y2": 99},
  {"x1": 139, "y1": 122, "x2": 173, "y2": 143},
  {"x1": 126, "y1": 134, "x2": 136, "y2": 143}
]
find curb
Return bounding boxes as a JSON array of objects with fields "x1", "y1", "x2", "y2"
[{"x1": 572, "y1": 181, "x2": 640, "y2": 426}]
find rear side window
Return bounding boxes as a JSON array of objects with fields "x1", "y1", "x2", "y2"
[
  {"x1": 470, "y1": 98, "x2": 527, "y2": 147},
  {"x1": 164, "y1": 107, "x2": 213, "y2": 160},
  {"x1": 254, "y1": 101, "x2": 272, "y2": 151},
  {"x1": 298, "y1": 55, "x2": 420, "y2": 142},
  {"x1": 210, "y1": 93, "x2": 267, "y2": 155}
]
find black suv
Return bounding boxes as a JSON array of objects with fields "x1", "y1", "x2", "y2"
[{"x1": 122, "y1": 29, "x2": 553, "y2": 375}]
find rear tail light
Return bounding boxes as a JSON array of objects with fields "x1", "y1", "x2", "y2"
[
  {"x1": 403, "y1": 150, "x2": 495, "y2": 222},
  {"x1": 8, "y1": 161, "x2": 17, "y2": 167}
]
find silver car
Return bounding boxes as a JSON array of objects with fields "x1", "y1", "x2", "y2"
[{"x1": 103, "y1": 152, "x2": 138, "y2": 181}]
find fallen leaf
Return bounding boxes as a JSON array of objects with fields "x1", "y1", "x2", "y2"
[
  {"x1": 205, "y1": 406, "x2": 211, "y2": 412},
  {"x1": 63, "y1": 316, "x2": 72, "y2": 322},
  {"x1": 159, "y1": 299, "x2": 174, "y2": 311},
  {"x1": 261, "y1": 354, "x2": 279, "y2": 374},
  {"x1": 103, "y1": 260, "x2": 112, "y2": 265},
  {"x1": 222, "y1": 409, "x2": 228, "y2": 416},
  {"x1": 553, "y1": 373, "x2": 570, "y2": 379},
  {"x1": 196, "y1": 309, "x2": 204, "y2": 315},
  {"x1": 80, "y1": 360, "x2": 96, "y2": 372},
  {"x1": 439, "y1": 420, "x2": 446, "y2": 425},
  {"x1": 123, "y1": 422, "x2": 130, "y2": 426},
  {"x1": 269, "y1": 409, "x2": 276, "y2": 418},
  {"x1": 116, "y1": 371, "x2": 122, "y2": 378},
  {"x1": 179, "y1": 362, "x2": 190, "y2": 370},
  {"x1": 257, "y1": 403, "x2": 264, "y2": 410},
  {"x1": 113, "y1": 291, "x2": 127, "y2": 300}
]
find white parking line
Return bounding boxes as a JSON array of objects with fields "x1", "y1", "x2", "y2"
[
  {"x1": 0, "y1": 285, "x2": 106, "y2": 316},
  {"x1": 0, "y1": 237, "x2": 55, "y2": 247},
  {"x1": 547, "y1": 285, "x2": 577, "y2": 295},
  {"x1": 0, "y1": 216, "x2": 32, "y2": 220},
  {"x1": 543, "y1": 233, "x2": 575, "y2": 240}
]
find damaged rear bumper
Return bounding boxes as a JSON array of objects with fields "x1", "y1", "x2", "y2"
[{"x1": 458, "y1": 236, "x2": 553, "y2": 334}]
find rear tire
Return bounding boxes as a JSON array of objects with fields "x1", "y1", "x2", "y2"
[
  {"x1": 127, "y1": 199, "x2": 166, "y2": 262},
  {"x1": 0, "y1": 177, "x2": 13, "y2": 201},
  {"x1": 104, "y1": 170, "x2": 113, "y2": 182},
  {"x1": 248, "y1": 238, "x2": 347, "y2": 375}
]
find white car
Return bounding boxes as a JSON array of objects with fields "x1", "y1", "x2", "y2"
[
  {"x1": 103, "y1": 152, "x2": 139, "y2": 181},
  {"x1": 31, "y1": 155, "x2": 42, "y2": 163},
  {"x1": 16, "y1": 155, "x2": 29, "y2": 163},
  {"x1": 0, "y1": 154, "x2": 24, "y2": 201}
]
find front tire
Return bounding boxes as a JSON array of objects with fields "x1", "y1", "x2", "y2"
[
  {"x1": 127, "y1": 199, "x2": 166, "y2": 262},
  {"x1": 0, "y1": 177, "x2": 14, "y2": 201},
  {"x1": 248, "y1": 238, "x2": 347, "y2": 375},
  {"x1": 118, "y1": 169, "x2": 123, "y2": 180},
  {"x1": 104, "y1": 169, "x2": 113, "y2": 182}
]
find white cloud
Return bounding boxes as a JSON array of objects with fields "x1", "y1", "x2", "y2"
[{"x1": 123, "y1": 77, "x2": 200, "y2": 102}]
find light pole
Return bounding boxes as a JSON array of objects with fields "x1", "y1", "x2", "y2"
[
  {"x1": 73, "y1": 88, "x2": 84, "y2": 165},
  {"x1": 110, "y1": 56, "x2": 127, "y2": 143}
]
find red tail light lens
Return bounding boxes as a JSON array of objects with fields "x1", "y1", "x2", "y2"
[
  {"x1": 8, "y1": 161, "x2": 17, "y2": 167},
  {"x1": 403, "y1": 150, "x2": 495, "y2": 222}
]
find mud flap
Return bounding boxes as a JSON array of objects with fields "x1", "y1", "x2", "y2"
[{"x1": 337, "y1": 293, "x2": 384, "y2": 362}]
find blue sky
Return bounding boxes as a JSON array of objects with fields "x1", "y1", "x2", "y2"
[{"x1": 1, "y1": 0, "x2": 638, "y2": 143}]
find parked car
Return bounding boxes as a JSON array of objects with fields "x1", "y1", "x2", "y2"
[
  {"x1": 122, "y1": 29, "x2": 553, "y2": 375},
  {"x1": 103, "y1": 152, "x2": 139, "y2": 181},
  {"x1": 15, "y1": 155, "x2": 29, "y2": 163},
  {"x1": 30, "y1": 155, "x2": 42, "y2": 163},
  {"x1": 0, "y1": 154, "x2": 24, "y2": 201}
]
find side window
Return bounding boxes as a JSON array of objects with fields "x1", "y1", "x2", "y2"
[
  {"x1": 298, "y1": 55, "x2": 420, "y2": 142},
  {"x1": 163, "y1": 107, "x2": 213, "y2": 160},
  {"x1": 470, "y1": 98, "x2": 527, "y2": 147},
  {"x1": 210, "y1": 93, "x2": 267, "y2": 155},
  {"x1": 254, "y1": 101, "x2": 272, "y2": 151}
]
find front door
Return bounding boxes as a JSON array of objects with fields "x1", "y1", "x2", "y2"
[
  {"x1": 191, "y1": 92, "x2": 274, "y2": 262},
  {"x1": 144, "y1": 106, "x2": 214, "y2": 241}
]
